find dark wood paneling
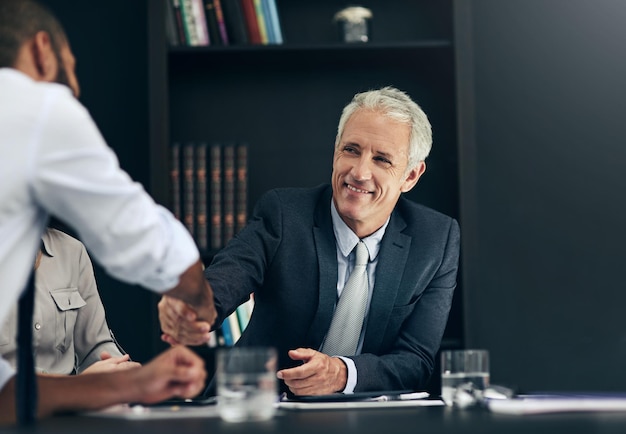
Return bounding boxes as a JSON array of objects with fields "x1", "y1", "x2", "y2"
[{"x1": 459, "y1": 0, "x2": 626, "y2": 391}]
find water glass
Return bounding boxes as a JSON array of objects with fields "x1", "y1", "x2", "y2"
[
  {"x1": 441, "y1": 349, "x2": 490, "y2": 407},
  {"x1": 216, "y1": 346, "x2": 278, "y2": 422}
]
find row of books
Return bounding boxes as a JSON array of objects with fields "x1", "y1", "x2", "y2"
[
  {"x1": 165, "y1": 0, "x2": 283, "y2": 47},
  {"x1": 208, "y1": 297, "x2": 255, "y2": 347},
  {"x1": 170, "y1": 142, "x2": 248, "y2": 252}
]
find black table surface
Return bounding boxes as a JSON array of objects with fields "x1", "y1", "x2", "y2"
[{"x1": 3, "y1": 405, "x2": 626, "y2": 434}]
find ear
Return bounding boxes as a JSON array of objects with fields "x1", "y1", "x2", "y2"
[
  {"x1": 400, "y1": 161, "x2": 426, "y2": 193},
  {"x1": 31, "y1": 31, "x2": 58, "y2": 82}
]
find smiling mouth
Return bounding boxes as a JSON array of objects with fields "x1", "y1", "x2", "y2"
[{"x1": 345, "y1": 183, "x2": 371, "y2": 194}]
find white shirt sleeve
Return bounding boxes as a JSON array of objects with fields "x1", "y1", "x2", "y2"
[
  {"x1": 29, "y1": 85, "x2": 198, "y2": 293},
  {"x1": 0, "y1": 357, "x2": 15, "y2": 393},
  {"x1": 337, "y1": 356, "x2": 358, "y2": 394}
]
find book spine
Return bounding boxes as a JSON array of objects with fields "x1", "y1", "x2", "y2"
[
  {"x1": 235, "y1": 143, "x2": 248, "y2": 233},
  {"x1": 253, "y1": 0, "x2": 269, "y2": 44},
  {"x1": 171, "y1": 0, "x2": 188, "y2": 45},
  {"x1": 240, "y1": 0, "x2": 261, "y2": 44},
  {"x1": 203, "y1": 0, "x2": 222, "y2": 46},
  {"x1": 227, "y1": 311, "x2": 242, "y2": 344},
  {"x1": 221, "y1": 0, "x2": 248, "y2": 45},
  {"x1": 222, "y1": 143, "x2": 235, "y2": 246},
  {"x1": 191, "y1": 0, "x2": 210, "y2": 45},
  {"x1": 195, "y1": 142, "x2": 208, "y2": 252},
  {"x1": 220, "y1": 316, "x2": 234, "y2": 346},
  {"x1": 182, "y1": 143, "x2": 195, "y2": 239},
  {"x1": 260, "y1": 0, "x2": 275, "y2": 43},
  {"x1": 236, "y1": 297, "x2": 254, "y2": 333},
  {"x1": 213, "y1": 0, "x2": 230, "y2": 45},
  {"x1": 165, "y1": 0, "x2": 181, "y2": 46},
  {"x1": 180, "y1": 0, "x2": 200, "y2": 45},
  {"x1": 210, "y1": 144, "x2": 223, "y2": 251},
  {"x1": 207, "y1": 330, "x2": 218, "y2": 348},
  {"x1": 266, "y1": 0, "x2": 282, "y2": 44},
  {"x1": 170, "y1": 142, "x2": 182, "y2": 221}
]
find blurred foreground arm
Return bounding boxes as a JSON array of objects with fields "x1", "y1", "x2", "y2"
[{"x1": 0, "y1": 346, "x2": 205, "y2": 425}]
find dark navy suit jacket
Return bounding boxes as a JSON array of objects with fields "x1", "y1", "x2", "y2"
[{"x1": 207, "y1": 184, "x2": 460, "y2": 392}]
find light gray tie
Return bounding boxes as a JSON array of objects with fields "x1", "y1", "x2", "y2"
[{"x1": 321, "y1": 240, "x2": 369, "y2": 356}]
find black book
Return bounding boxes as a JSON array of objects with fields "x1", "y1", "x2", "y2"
[
  {"x1": 221, "y1": 0, "x2": 248, "y2": 45},
  {"x1": 164, "y1": 0, "x2": 181, "y2": 45},
  {"x1": 203, "y1": 0, "x2": 223, "y2": 46},
  {"x1": 169, "y1": 0, "x2": 188, "y2": 45}
]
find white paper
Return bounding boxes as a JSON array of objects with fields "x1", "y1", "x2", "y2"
[
  {"x1": 85, "y1": 403, "x2": 221, "y2": 420},
  {"x1": 488, "y1": 395, "x2": 626, "y2": 415},
  {"x1": 277, "y1": 398, "x2": 444, "y2": 410}
]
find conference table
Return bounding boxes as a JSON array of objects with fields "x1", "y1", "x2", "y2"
[{"x1": 4, "y1": 404, "x2": 626, "y2": 433}]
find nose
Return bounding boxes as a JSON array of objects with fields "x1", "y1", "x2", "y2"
[{"x1": 351, "y1": 156, "x2": 372, "y2": 181}]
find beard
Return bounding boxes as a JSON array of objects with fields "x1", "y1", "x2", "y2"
[{"x1": 52, "y1": 46, "x2": 71, "y2": 90}]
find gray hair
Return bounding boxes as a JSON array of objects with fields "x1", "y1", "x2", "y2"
[{"x1": 335, "y1": 86, "x2": 432, "y2": 172}]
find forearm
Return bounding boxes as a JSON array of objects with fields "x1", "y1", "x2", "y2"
[
  {"x1": 165, "y1": 260, "x2": 205, "y2": 305},
  {"x1": 39, "y1": 372, "x2": 136, "y2": 416},
  {"x1": 77, "y1": 341, "x2": 124, "y2": 373},
  {"x1": 0, "y1": 372, "x2": 135, "y2": 425}
]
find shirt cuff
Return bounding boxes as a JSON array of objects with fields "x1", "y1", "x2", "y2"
[
  {"x1": 336, "y1": 356, "x2": 357, "y2": 394},
  {"x1": 0, "y1": 357, "x2": 16, "y2": 392},
  {"x1": 141, "y1": 207, "x2": 199, "y2": 293}
]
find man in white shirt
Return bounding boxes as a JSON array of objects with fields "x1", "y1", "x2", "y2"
[{"x1": 0, "y1": 0, "x2": 216, "y2": 424}]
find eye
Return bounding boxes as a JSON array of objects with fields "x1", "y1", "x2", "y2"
[
  {"x1": 374, "y1": 156, "x2": 392, "y2": 165},
  {"x1": 343, "y1": 145, "x2": 358, "y2": 154}
]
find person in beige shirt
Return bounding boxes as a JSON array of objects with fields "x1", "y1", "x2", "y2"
[{"x1": 0, "y1": 228, "x2": 139, "y2": 375}]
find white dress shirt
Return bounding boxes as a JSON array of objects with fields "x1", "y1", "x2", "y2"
[
  {"x1": 329, "y1": 200, "x2": 389, "y2": 393},
  {"x1": 0, "y1": 68, "x2": 198, "y2": 389}
]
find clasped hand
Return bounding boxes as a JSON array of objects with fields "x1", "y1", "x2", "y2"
[{"x1": 158, "y1": 297, "x2": 348, "y2": 395}]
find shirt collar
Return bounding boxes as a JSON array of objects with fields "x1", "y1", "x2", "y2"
[
  {"x1": 330, "y1": 199, "x2": 389, "y2": 261},
  {"x1": 40, "y1": 229, "x2": 55, "y2": 258}
]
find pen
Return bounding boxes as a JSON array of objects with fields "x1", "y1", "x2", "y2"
[
  {"x1": 109, "y1": 329, "x2": 132, "y2": 361},
  {"x1": 371, "y1": 392, "x2": 429, "y2": 402}
]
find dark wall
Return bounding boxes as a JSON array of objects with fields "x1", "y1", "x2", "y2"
[
  {"x1": 459, "y1": 0, "x2": 626, "y2": 391},
  {"x1": 40, "y1": 0, "x2": 159, "y2": 362}
]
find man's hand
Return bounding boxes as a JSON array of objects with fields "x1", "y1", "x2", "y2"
[
  {"x1": 81, "y1": 351, "x2": 141, "y2": 374},
  {"x1": 276, "y1": 348, "x2": 348, "y2": 396},
  {"x1": 128, "y1": 345, "x2": 206, "y2": 404},
  {"x1": 164, "y1": 260, "x2": 217, "y2": 328},
  {"x1": 158, "y1": 295, "x2": 213, "y2": 346}
]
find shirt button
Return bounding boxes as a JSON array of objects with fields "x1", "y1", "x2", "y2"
[{"x1": 34, "y1": 323, "x2": 41, "y2": 330}]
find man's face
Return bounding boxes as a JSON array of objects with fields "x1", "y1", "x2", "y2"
[
  {"x1": 331, "y1": 109, "x2": 425, "y2": 238},
  {"x1": 53, "y1": 42, "x2": 80, "y2": 97}
]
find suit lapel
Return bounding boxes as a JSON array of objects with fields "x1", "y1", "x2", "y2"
[
  {"x1": 362, "y1": 211, "x2": 411, "y2": 353},
  {"x1": 306, "y1": 187, "x2": 338, "y2": 348}
]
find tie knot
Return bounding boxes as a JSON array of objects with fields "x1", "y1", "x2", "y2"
[{"x1": 354, "y1": 241, "x2": 369, "y2": 267}]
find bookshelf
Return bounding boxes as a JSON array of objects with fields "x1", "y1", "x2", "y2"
[{"x1": 149, "y1": 0, "x2": 462, "y2": 363}]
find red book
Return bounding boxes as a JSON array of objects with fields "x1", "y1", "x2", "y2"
[
  {"x1": 182, "y1": 143, "x2": 195, "y2": 239},
  {"x1": 235, "y1": 143, "x2": 248, "y2": 233},
  {"x1": 240, "y1": 0, "x2": 261, "y2": 44},
  {"x1": 195, "y1": 143, "x2": 208, "y2": 251},
  {"x1": 222, "y1": 144, "x2": 236, "y2": 245},
  {"x1": 210, "y1": 144, "x2": 223, "y2": 251},
  {"x1": 170, "y1": 142, "x2": 182, "y2": 221}
]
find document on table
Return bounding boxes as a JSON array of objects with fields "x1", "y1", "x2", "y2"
[
  {"x1": 277, "y1": 391, "x2": 444, "y2": 410},
  {"x1": 487, "y1": 393, "x2": 626, "y2": 415},
  {"x1": 86, "y1": 399, "x2": 220, "y2": 420}
]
